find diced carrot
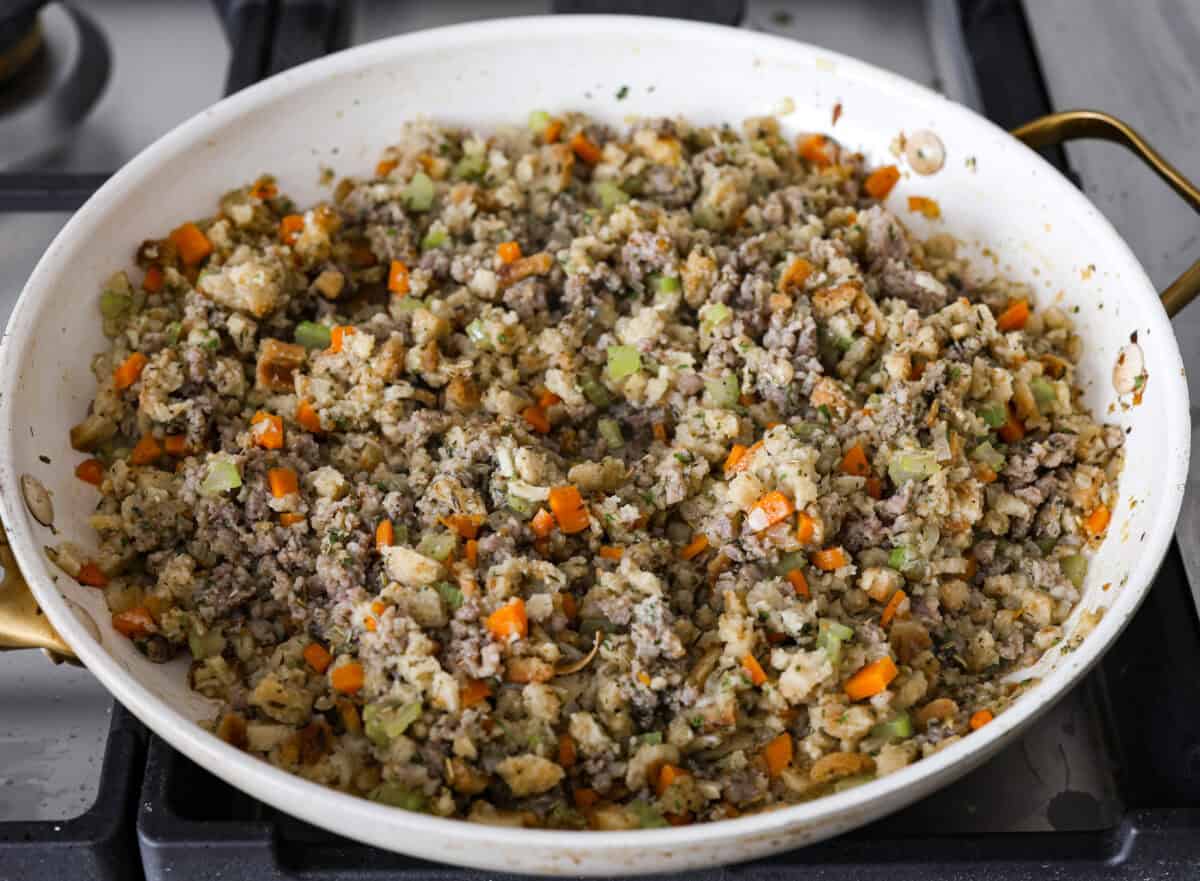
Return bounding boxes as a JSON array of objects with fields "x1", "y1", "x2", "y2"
[
  {"x1": 724, "y1": 444, "x2": 749, "y2": 476},
  {"x1": 486, "y1": 598, "x2": 528, "y2": 641},
  {"x1": 811, "y1": 546, "x2": 849, "y2": 571},
  {"x1": 113, "y1": 352, "x2": 148, "y2": 390},
  {"x1": 969, "y1": 709, "x2": 994, "y2": 730},
  {"x1": 440, "y1": 514, "x2": 484, "y2": 539},
  {"x1": 779, "y1": 257, "x2": 814, "y2": 293},
  {"x1": 130, "y1": 434, "x2": 162, "y2": 466},
  {"x1": 599, "y1": 545, "x2": 624, "y2": 561},
  {"x1": 763, "y1": 732, "x2": 793, "y2": 777},
  {"x1": 840, "y1": 443, "x2": 870, "y2": 477},
  {"x1": 163, "y1": 435, "x2": 189, "y2": 457},
  {"x1": 865, "y1": 477, "x2": 884, "y2": 499},
  {"x1": 280, "y1": 513, "x2": 305, "y2": 526},
  {"x1": 388, "y1": 259, "x2": 410, "y2": 296},
  {"x1": 1084, "y1": 504, "x2": 1111, "y2": 537},
  {"x1": 303, "y1": 642, "x2": 332, "y2": 673},
  {"x1": 845, "y1": 656, "x2": 899, "y2": 701},
  {"x1": 375, "y1": 519, "x2": 394, "y2": 549},
  {"x1": 531, "y1": 508, "x2": 556, "y2": 538},
  {"x1": 142, "y1": 264, "x2": 165, "y2": 293},
  {"x1": 497, "y1": 241, "x2": 522, "y2": 264},
  {"x1": 573, "y1": 788, "x2": 599, "y2": 810},
  {"x1": 880, "y1": 589, "x2": 907, "y2": 629},
  {"x1": 907, "y1": 195, "x2": 941, "y2": 219},
  {"x1": 522, "y1": 405, "x2": 551, "y2": 434},
  {"x1": 371, "y1": 600, "x2": 386, "y2": 616},
  {"x1": 328, "y1": 325, "x2": 355, "y2": 354},
  {"x1": 787, "y1": 568, "x2": 810, "y2": 598},
  {"x1": 558, "y1": 733, "x2": 577, "y2": 769},
  {"x1": 330, "y1": 661, "x2": 365, "y2": 694},
  {"x1": 570, "y1": 131, "x2": 603, "y2": 164},
  {"x1": 680, "y1": 534, "x2": 709, "y2": 560},
  {"x1": 798, "y1": 134, "x2": 833, "y2": 166},
  {"x1": 112, "y1": 606, "x2": 156, "y2": 638},
  {"x1": 77, "y1": 562, "x2": 108, "y2": 587},
  {"x1": 169, "y1": 222, "x2": 213, "y2": 265},
  {"x1": 741, "y1": 654, "x2": 767, "y2": 686},
  {"x1": 864, "y1": 165, "x2": 901, "y2": 199},
  {"x1": 267, "y1": 467, "x2": 297, "y2": 498},
  {"x1": 250, "y1": 176, "x2": 278, "y2": 199},
  {"x1": 795, "y1": 512, "x2": 816, "y2": 544},
  {"x1": 548, "y1": 485, "x2": 589, "y2": 534},
  {"x1": 460, "y1": 678, "x2": 492, "y2": 708},
  {"x1": 656, "y1": 763, "x2": 687, "y2": 797},
  {"x1": 75, "y1": 458, "x2": 104, "y2": 486},
  {"x1": 363, "y1": 616, "x2": 377, "y2": 632},
  {"x1": 251, "y1": 411, "x2": 284, "y2": 450},
  {"x1": 747, "y1": 491, "x2": 795, "y2": 532},
  {"x1": 997, "y1": 405, "x2": 1025, "y2": 444},
  {"x1": 974, "y1": 463, "x2": 998, "y2": 484},
  {"x1": 652, "y1": 422, "x2": 667, "y2": 443},
  {"x1": 296, "y1": 399, "x2": 323, "y2": 433},
  {"x1": 560, "y1": 593, "x2": 578, "y2": 621},
  {"x1": 996, "y1": 299, "x2": 1030, "y2": 332},
  {"x1": 543, "y1": 119, "x2": 564, "y2": 144},
  {"x1": 537, "y1": 389, "x2": 562, "y2": 409},
  {"x1": 375, "y1": 158, "x2": 398, "y2": 177},
  {"x1": 465, "y1": 538, "x2": 479, "y2": 567},
  {"x1": 279, "y1": 214, "x2": 304, "y2": 245},
  {"x1": 637, "y1": 671, "x2": 651, "y2": 687}
]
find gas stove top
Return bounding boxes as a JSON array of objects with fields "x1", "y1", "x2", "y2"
[{"x1": 1, "y1": 2, "x2": 1198, "y2": 879}]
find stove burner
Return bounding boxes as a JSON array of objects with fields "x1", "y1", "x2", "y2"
[{"x1": 0, "y1": 3, "x2": 110, "y2": 170}]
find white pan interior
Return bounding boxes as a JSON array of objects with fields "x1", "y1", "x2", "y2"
[{"x1": 0, "y1": 16, "x2": 1188, "y2": 876}]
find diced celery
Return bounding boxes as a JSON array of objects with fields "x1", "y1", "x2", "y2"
[
  {"x1": 649, "y1": 274, "x2": 681, "y2": 294},
  {"x1": 979, "y1": 403, "x2": 1008, "y2": 428},
  {"x1": 791, "y1": 422, "x2": 820, "y2": 441},
  {"x1": 465, "y1": 318, "x2": 489, "y2": 347},
  {"x1": 200, "y1": 457, "x2": 242, "y2": 496},
  {"x1": 580, "y1": 372, "x2": 611, "y2": 408},
  {"x1": 699, "y1": 302, "x2": 732, "y2": 334},
  {"x1": 165, "y1": 322, "x2": 182, "y2": 345},
  {"x1": 100, "y1": 290, "x2": 132, "y2": 320},
  {"x1": 775, "y1": 551, "x2": 808, "y2": 576},
  {"x1": 870, "y1": 711, "x2": 913, "y2": 742},
  {"x1": 606, "y1": 345, "x2": 642, "y2": 380},
  {"x1": 1060, "y1": 554, "x2": 1088, "y2": 589},
  {"x1": 403, "y1": 172, "x2": 435, "y2": 212},
  {"x1": 705, "y1": 373, "x2": 740, "y2": 409},
  {"x1": 437, "y1": 581, "x2": 463, "y2": 611},
  {"x1": 598, "y1": 418, "x2": 624, "y2": 449},
  {"x1": 1030, "y1": 377, "x2": 1056, "y2": 410},
  {"x1": 416, "y1": 531, "x2": 456, "y2": 562},
  {"x1": 368, "y1": 782, "x2": 426, "y2": 811},
  {"x1": 888, "y1": 546, "x2": 912, "y2": 572},
  {"x1": 971, "y1": 441, "x2": 1006, "y2": 471},
  {"x1": 363, "y1": 702, "x2": 423, "y2": 746},
  {"x1": 639, "y1": 731, "x2": 663, "y2": 746},
  {"x1": 593, "y1": 181, "x2": 630, "y2": 210},
  {"x1": 817, "y1": 619, "x2": 853, "y2": 664},
  {"x1": 187, "y1": 626, "x2": 225, "y2": 660},
  {"x1": 527, "y1": 110, "x2": 551, "y2": 134},
  {"x1": 452, "y1": 153, "x2": 486, "y2": 181},
  {"x1": 887, "y1": 450, "x2": 941, "y2": 483},
  {"x1": 294, "y1": 321, "x2": 331, "y2": 350},
  {"x1": 507, "y1": 493, "x2": 536, "y2": 518},
  {"x1": 393, "y1": 296, "x2": 426, "y2": 313},
  {"x1": 628, "y1": 801, "x2": 669, "y2": 829},
  {"x1": 420, "y1": 228, "x2": 447, "y2": 250}
]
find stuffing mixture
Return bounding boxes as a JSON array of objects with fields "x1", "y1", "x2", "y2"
[{"x1": 62, "y1": 111, "x2": 1122, "y2": 829}]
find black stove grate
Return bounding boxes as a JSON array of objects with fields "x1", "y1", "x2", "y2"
[{"x1": 3, "y1": 1, "x2": 1199, "y2": 879}]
